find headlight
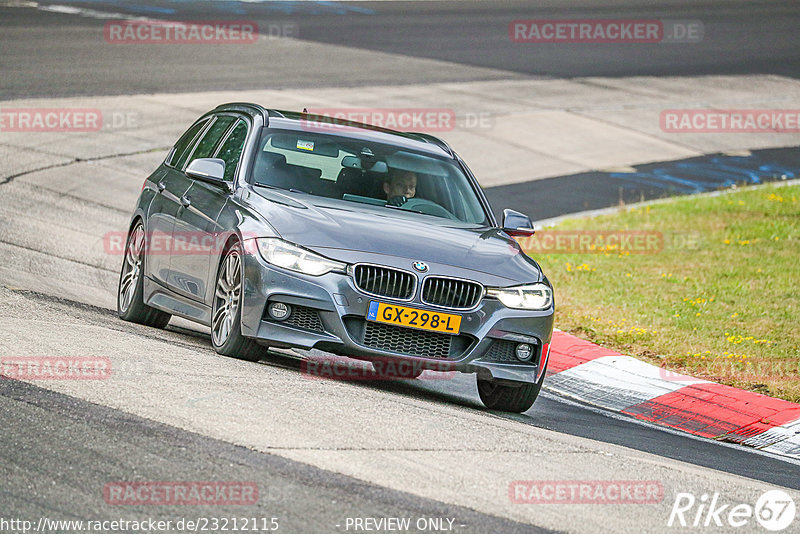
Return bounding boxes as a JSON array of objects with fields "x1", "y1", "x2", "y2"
[
  {"x1": 486, "y1": 283, "x2": 552, "y2": 310},
  {"x1": 256, "y1": 238, "x2": 347, "y2": 276}
]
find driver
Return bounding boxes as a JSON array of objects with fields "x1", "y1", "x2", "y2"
[{"x1": 383, "y1": 169, "x2": 417, "y2": 206}]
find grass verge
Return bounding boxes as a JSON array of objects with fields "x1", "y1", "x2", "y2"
[{"x1": 521, "y1": 182, "x2": 800, "y2": 402}]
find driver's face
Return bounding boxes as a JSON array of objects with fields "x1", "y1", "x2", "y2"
[{"x1": 384, "y1": 171, "x2": 417, "y2": 199}]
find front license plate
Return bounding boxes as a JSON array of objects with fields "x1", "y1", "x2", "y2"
[{"x1": 366, "y1": 301, "x2": 461, "y2": 334}]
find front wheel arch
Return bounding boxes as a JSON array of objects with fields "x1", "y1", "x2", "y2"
[
  {"x1": 116, "y1": 219, "x2": 171, "y2": 328},
  {"x1": 210, "y1": 237, "x2": 263, "y2": 361}
]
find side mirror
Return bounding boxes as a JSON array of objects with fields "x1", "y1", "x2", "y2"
[
  {"x1": 185, "y1": 158, "x2": 230, "y2": 190},
  {"x1": 502, "y1": 208, "x2": 535, "y2": 237}
]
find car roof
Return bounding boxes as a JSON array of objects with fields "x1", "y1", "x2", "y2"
[{"x1": 212, "y1": 103, "x2": 455, "y2": 159}]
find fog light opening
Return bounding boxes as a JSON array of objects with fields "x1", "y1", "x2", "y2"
[
  {"x1": 268, "y1": 302, "x2": 291, "y2": 321},
  {"x1": 515, "y1": 343, "x2": 534, "y2": 362}
]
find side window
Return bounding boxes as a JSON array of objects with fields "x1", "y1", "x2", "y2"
[
  {"x1": 187, "y1": 116, "x2": 236, "y2": 164},
  {"x1": 214, "y1": 119, "x2": 249, "y2": 182},
  {"x1": 168, "y1": 118, "x2": 210, "y2": 169}
]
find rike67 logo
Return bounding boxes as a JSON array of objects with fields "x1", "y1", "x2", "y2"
[{"x1": 668, "y1": 490, "x2": 796, "y2": 531}]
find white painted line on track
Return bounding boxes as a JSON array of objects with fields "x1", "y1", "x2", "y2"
[{"x1": 546, "y1": 355, "x2": 708, "y2": 412}]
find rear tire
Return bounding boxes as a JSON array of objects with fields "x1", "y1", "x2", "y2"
[
  {"x1": 117, "y1": 221, "x2": 171, "y2": 329},
  {"x1": 211, "y1": 242, "x2": 264, "y2": 362},
  {"x1": 477, "y1": 372, "x2": 545, "y2": 413}
]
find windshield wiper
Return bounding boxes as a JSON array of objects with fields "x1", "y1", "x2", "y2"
[
  {"x1": 384, "y1": 204, "x2": 426, "y2": 215},
  {"x1": 253, "y1": 183, "x2": 306, "y2": 194}
]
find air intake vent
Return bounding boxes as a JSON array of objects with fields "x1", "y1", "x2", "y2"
[
  {"x1": 421, "y1": 276, "x2": 483, "y2": 310},
  {"x1": 284, "y1": 305, "x2": 324, "y2": 332},
  {"x1": 353, "y1": 264, "x2": 416, "y2": 301},
  {"x1": 483, "y1": 339, "x2": 539, "y2": 365},
  {"x1": 363, "y1": 322, "x2": 452, "y2": 359}
]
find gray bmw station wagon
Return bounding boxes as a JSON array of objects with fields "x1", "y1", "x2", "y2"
[{"x1": 118, "y1": 103, "x2": 554, "y2": 412}]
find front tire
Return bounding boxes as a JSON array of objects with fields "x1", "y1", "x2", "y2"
[
  {"x1": 211, "y1": 243, "x2": 263, "y2": 362},
  {"x1": 117, "y1": 221, "x2": 171, "y2": 328},
  {"x1": 477, "y1": 372, "x2": 545, "y2": 413}
]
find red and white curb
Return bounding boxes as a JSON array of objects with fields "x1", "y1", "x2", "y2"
[{"x1": 545, "y1": 331, "x2": 800, "y2": 460}]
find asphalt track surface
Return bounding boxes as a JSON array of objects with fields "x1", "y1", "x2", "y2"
[
  {"x1": 2, "y1": 0, "x2": 800, "y2": 99},
  {"x1": 2, "y1": 376, "x2": 548, "y2": 534},
  {"x1": 486, "y1": 146, "x2": 800, "y2": 221},
  {"x1": 2, "y1": 2, "x2": 800, "y2": 533}
]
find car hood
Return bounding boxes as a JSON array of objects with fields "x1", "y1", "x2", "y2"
[{"x1": 250, "y1": 188, "x2": 542, "y2": 284}]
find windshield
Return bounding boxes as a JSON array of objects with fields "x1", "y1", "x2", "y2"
[{"x1": 250, "y1": 129, "x2": 489, "y2": 225}]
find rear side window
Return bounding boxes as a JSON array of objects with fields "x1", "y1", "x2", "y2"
[
  {"x1": 188, "y1": 116, "x2": 236, "y2": 163},
  {"x1": 168, "y1": 118, "x2": 210, "y2": 169},
  {"x1": 214, "y1": 119, "x2": 249, "y2": 182}
]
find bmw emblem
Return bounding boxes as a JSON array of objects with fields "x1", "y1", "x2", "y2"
[{"x1": 412, "y1": 261, "x2": 429, "y2": 273}]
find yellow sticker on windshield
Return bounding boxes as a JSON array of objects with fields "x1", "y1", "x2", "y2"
[{"x1": 296, "y1": 140, "x2": 314, "y2": 151}]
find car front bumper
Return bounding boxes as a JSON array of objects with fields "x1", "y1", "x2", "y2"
[{"x1": 240, "y1": 247, "x2": 554, "y2": 384}]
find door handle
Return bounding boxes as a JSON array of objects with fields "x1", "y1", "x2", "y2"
[
  {"x1": 180, "y1": 194, "x2": 191, "y2": 208},
  {"x1": 157, "y1": 180, "x2": 166, "y2": 192}
]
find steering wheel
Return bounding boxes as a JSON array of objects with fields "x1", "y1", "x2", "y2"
[{"x1": 400, "y1": 197, "x2": 456, "y2": 219}]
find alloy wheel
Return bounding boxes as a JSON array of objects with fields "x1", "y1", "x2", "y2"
[
  {"x1": 118, "y1": 224, "x2": 145, "y2": 313},
  {"x1": 212, "y1": 248, "x2": 242, "y2": 346}
]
